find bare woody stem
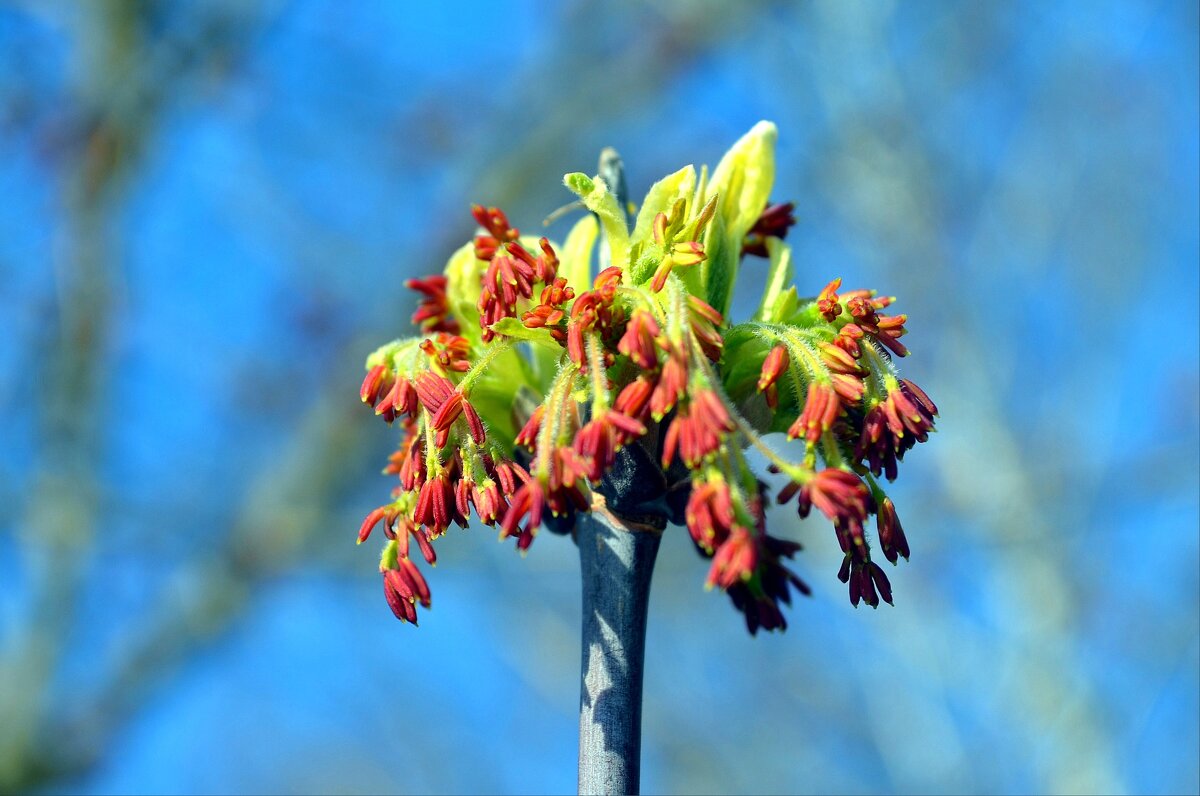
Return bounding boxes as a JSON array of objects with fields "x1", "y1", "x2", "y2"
[{"x1": 575, "y1": 505, "x2": 661, "y2": 796}]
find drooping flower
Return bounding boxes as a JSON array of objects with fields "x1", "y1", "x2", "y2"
[
  {"x1": 406, "y1": 275, "x2": 461, "y2": 334},
  {"x1": 856, "y1": 378, "x2": 938, "y2": 480},
  {"x1": 786, "y1": 382, "x2": 840, "y2": 444},
  {"x1": 743, "y1": 201, "x2": 796, "y2": 258}
]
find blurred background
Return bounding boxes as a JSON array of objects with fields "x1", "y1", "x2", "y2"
[{"x1": 1, "y1": 1, "x2": 1197, "y2": 794}]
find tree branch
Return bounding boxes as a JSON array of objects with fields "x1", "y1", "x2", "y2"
[{"x1": 575, "y1": 505, "x2": 662, "y2": 796}]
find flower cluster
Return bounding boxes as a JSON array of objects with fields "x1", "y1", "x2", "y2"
[{"x1": 355, "y1": 122, "x2": 937, "y2": 631}]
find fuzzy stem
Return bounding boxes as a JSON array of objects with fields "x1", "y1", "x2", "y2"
[{"x1": 575, "y1": 507, "x2": 661, "y2": 796}]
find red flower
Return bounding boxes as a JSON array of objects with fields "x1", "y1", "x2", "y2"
[
  {"x1": 500, "y1": 478, "x2": 546, "y2": 551},
  {"x1": 506, "y1": 238, "x2": 559, "y2": 284},
  {"x1": 514, "y1": 404, "x2": 544, "y2": 450},
  {"x1": 874, "y1": 314, "x2": 909, "y2": 356},
  {"x1": 743, "y1": 201, "x2": 796, "y2": 257},
  {"x1": 491, "y1": 458, "x2": 529, "y2": 497},
  {"x1": 816, "y1": 278, "x2": 842, "y2": 322},
  {"x1": 522, "y1": 277, "x2": 575, "y2": 340},
  {"x1": 831, "y1": 373, "x2": 865, "y2": 404},
  {"x1": 378, "y1": 376, "x2": 419, "y2": 420},
  {"x1": 357, "y1": 503, "x2": 399, "y2": 544},
  {"x1": 661, "y1": 389, "x2": 734, "y2": 468},
  {"x1": 838, "y1": 556, "x2": 893, "y2": 608},
  {"x1": 876, "y1": 497, "x2": 910, "y2": 563},
  {"x1": 794, "y1": 468, "x2": 874, "y2": 528},
  {"x1": 361, "y1": 363, "x2": 395, "y2": 408},
  {"x1": 856, "y1": 379, "x2": 937, "y2": 480},
  {"x1": 567, "y1": 292, "x2": 617, "y2": 369},
  {"x1": 833, "y1": 323, "x2": 864, "y2": 358},
  {"x1": 415, "y1": 470, "x2": 459, "y2": 537},
  {"x1": 786, "y1": 382, "x2": 840, "y2": 444},
  {"x1": 470, "y1": 478, "x2": 507, "y2": 526},
  {"x1": 393, "y1": 431, "x2": 426, "y2": 491},
  {"x1": 406, "y1": 275, "x2": 460, "y2": 334},
  {"x1": 545, "y1": 448, "x2": 591, "y2": 519},
  {"x1": 685, "y1": 478, "x2": 736, "y2": 552},
  {"x1": 471, "y1": 204, "x2": 519, "y2": 261},
  {"x1": 382, "y1": 556, "x2": 433, "y2": 624},
  {"x1": 574, "y1": 411, "x2": 647, "y2": 481},
  {"x1": 613, "y1": 376, "x2": 654, "y2": 423},
  {"x1": 420, "y1": 333, "x2": 472, "y2": 374},
  {"x1": 687, "y1": 296, "x2": 724, "y2": 361},
  {"x1": 707, "y1": 526, "x2": 758, "y2": 589},
  {"x1": 757, "y1": 345, "x2": 789, "y2": 393},
  {"x1": 429, "y1": 388, "x2": 486, "y2": 446},
  {"x1": 649, "y1": 349, "x2": 688, "y2": 420},
  {"x1": 820, "y1": 342, "x2": 865, "y2": 375},
  {"x1": 617, "y1": 310, "x2": 661, "y2": 369}
]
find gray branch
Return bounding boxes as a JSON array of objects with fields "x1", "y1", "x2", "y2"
[{"x1": 576, "y1": 507, "x2": 662, "y2": 796}]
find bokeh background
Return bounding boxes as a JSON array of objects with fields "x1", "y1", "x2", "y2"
[{"x1": 1, "y1": 1, "x2": 1197, "y2": 794}]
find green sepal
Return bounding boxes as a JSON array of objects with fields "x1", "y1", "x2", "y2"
[{"x1": 630, "y1": 250, "x2": 660, "y2": 286}]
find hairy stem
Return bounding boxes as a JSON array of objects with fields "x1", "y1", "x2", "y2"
[{"x1": 575, "y1": 506, "x2": 661, "y2": 796}]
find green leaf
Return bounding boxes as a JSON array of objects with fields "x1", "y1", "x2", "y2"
[
  {"x1": 630, "y1": 164, "x2": 696, "y2": 246},
  {"x1": 564, "y1": 172, "x2": 629, "y2": 270},
  {"x1": 754, "y1": 236, "x2": 793, "y2": 322},
  {"x1": 559, "y1": 214, "x2": 598, "y2": 292},
  {"x1": 706, "y1": 120, "x2": 777, "y2": 238},
  {"x1": 489, "y1": 317, "x2": 563, "y2": 350},
  {"x1": 444, "y1": 242, "x2": 485, "y2": 343},
  {"x1": 701, "y1": 211, "x2": 733, "y2": 312},
  {"x1": 702, "y1": 121, "x2": 778, "y2": 315}
]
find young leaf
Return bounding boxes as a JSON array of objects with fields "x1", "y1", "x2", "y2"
[
  {"x1": 489, "y1": 317, "x2": 563, "y2": 350},
  {"x1": 564, "y1": 172, "x2": 630, "y2": 270},
  {"x1": 702, "y1": 121, "x2": 778, "y2": 315},
  {"x1": 444, "y1": 242, "x2": 485, "y2": 342},
  {"x1": 559, "y1": 214, "x2": 598, "y2": 292},
  {"x1": 630, "y1": 164, "x2": 696, "y2": 246}
]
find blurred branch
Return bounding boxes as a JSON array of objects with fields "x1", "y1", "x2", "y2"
[
  {"x1": 2, "y1": 2, "x2": 763, "y2": 792},
  {"x1": 799, "y1": 3, "x2": 1121, "y2": 791},
  {"x1": 0, "y1": 2, "x2": 283, "y2": 791}
]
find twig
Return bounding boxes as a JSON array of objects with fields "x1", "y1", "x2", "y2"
[{"x1": 575, "y1": 505, "x2": 661, "y2": 796}]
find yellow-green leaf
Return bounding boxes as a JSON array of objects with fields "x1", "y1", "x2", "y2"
[
  {"x1": 444, "y1": 242, "x2": 485, "y2": 342},
  {"x1": 630, "y1": 164, "x2": 696, "y2": 246},
  {"x1": 706, "y1": 120, "x2": 777, "y2": 237},
  {"x1": 489, "y1": 317, "x2": 563, "y2": 350},
  {"x1": 702, "y1": 121, "x2": 778, "y2": 314},
  {"x1": 559, "y1": 214, "x2": 598, "y2": 292}
]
